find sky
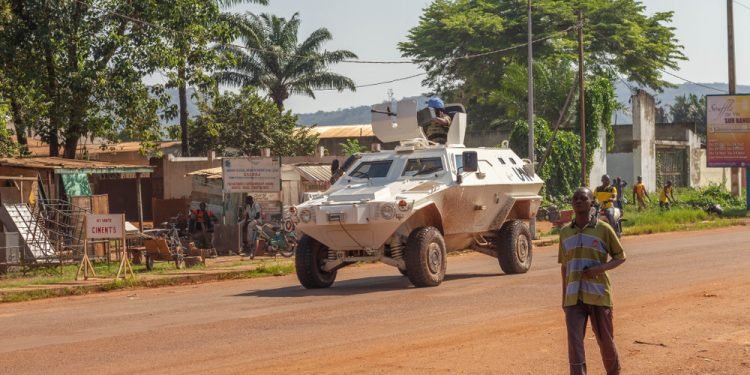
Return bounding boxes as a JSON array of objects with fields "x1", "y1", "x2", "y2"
[{"x1": 228, "y1": 0, "x2": 750, "y2": 114}]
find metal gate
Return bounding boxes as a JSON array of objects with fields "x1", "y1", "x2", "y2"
[{"x1": 656, "y1": 148, "x2": 688, "y2": 187}]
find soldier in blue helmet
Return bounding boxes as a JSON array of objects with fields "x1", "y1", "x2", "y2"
[{"x1": 423, "y1": 97, "x2": 452, "y2": 144}]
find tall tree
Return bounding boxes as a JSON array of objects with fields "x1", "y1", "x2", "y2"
[
  {"x1": 400, "y1": 0, "x2": 685, "y2": 129},
  {"x1": 187, "y1": 87, "x2": 318, "y2": 156},
  {"x1": 1, "y1": 1, "x2": 170, "y2": 158},
  {"x1": 155, "y1": 0, "x2": 269, "y2": 156},
  {"x1": 670, "y1": 93, "x2": 706, "y2": 132},
  {"x1": 215, "y1": 12, "x2": 357, "y2": 111}
]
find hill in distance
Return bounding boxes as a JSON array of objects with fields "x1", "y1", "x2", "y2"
[{"x1": 298, "y1": 82, "x2": 750, "y2": 126}]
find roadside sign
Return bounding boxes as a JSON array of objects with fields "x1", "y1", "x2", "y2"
[
  {"x1": 706, "y1": 94, "x2": 750, "y2": 167},
  {"x1": 222, "y1": 157, "x2": 281, "y2": 193},
  {"x1": 85, "y1": 214, "x2": 125, "y2": 239}
]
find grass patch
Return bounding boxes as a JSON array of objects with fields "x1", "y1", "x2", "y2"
[
  {"x1": 621, "y1": 207, "x2": 743, "y2": 235},
  {"x1": 0, "y1": 260, "x2": 296, "y2": 303}
]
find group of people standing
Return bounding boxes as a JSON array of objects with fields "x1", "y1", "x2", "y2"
[{"x1": 595, "y1": 175, "x2": 677, "y2": 214}]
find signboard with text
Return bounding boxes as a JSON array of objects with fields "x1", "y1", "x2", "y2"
[
  {"x1": 707, "y1": 94, "x2": 750, "y2": 167},
  {"x1": 85, "y1": 214, "x2": 124, "y2": 239},
  {"x1": 222, "y1": 157, "x2": 281, "y2": 193}
]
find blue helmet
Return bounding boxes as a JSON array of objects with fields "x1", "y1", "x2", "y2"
[{"x1": 426, "y1": 97, "x2": 445, "y2": 109}]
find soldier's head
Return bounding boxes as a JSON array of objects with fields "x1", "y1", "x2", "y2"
[{"x1": 426, "y1": 97, "x2": 446, "y2": 115}]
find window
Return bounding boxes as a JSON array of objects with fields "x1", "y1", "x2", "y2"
[
  {"x1": 454, "y1": 154, "x2": 464, "y2": 171},
  {"x1": 402, "y1": 157, "x2": 444, "y2": 177},
  {"x1": 349, "y1": 160, "x2": 393, "y2": 179}
]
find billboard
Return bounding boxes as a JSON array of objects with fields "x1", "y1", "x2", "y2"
[
  {"x1": 222, "y1": 157, "x2": 281, "y2": 193},
  {"x1": 706, "y1": 94, "x2": 750, "y2": 167}
]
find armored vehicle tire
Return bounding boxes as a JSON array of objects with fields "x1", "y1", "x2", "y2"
[
  {"x1": 295, "y1": 235, "x2": 337, "y2": 289},
  {"x1": 398, "y1": 268, "x2": 408, "y2": 277},
  {"x1": 405, "y1": 227, "x2": 447, "y2": 287},
  {"x1": 495, "y1": 220, "x2": 532, "y2": 274}
]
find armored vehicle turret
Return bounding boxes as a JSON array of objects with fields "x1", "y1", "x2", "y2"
[{"x1": 291, "y1": 100, "x2": 543, "y2": 288}]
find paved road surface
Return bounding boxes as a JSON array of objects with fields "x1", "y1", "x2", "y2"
[{"x1": 1, "y1": 227, "x2": 749, "y2": 374}]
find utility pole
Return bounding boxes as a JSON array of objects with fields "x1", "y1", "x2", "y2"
[
  {"x1": 727, "y1": 0, "x2": 741, "y2": 198},
  {"x1": 577, "y1": 10, "x2": 587, "y2": 187},
  {"x1": 527, "y1": 0, "x2": 536, "y2": 239},
  {"x1": 726, "y1": 1, "x2": 747, "y2": 207}
]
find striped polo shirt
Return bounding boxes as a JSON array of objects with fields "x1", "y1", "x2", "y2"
[{"x1": 558, "y1": 218, "x2": 626, "y2": 307}]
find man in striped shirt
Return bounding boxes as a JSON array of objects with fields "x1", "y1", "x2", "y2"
[{"x1": 559, "y1": 187, "x2": 627, "y2": 375}]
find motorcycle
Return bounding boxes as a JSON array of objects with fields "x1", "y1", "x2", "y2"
[
  {"x1": 245, "y1": 219, "x2": 297, "y2": 259},
  {"x1": 593, "y1": 203, "x2": 623, "y2": 238}
]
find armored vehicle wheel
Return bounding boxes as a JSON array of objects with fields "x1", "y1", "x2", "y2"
[
  {"x1": 295, "y1": 235, "x2": 336, "y2": 289},
  {"x1": 405, "y1": 227, "x2": 447, "y2": 287},
  {"x1": 495, "y1": 220, "x2": 532, "y2": 274},
  {"x1": 398, "y1": 268, "x2": 408, "y2": 277}
]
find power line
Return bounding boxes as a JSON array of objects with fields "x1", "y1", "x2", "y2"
[
  {"x1": 339, "y1": 25, "x2": 578, "y2": 65},
  {"x1": 315, "y1": 73, "x2": 427, "y2": 91},
  {"x1": 657, "y1": 70, "x2": 728, "y2": 93},
  {"x1": 735, "y1": 0, "x2": 750, "y2": 11}
]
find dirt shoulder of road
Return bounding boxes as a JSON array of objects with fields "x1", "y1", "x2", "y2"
[{"x1": 0, "y1": 256, "x2": 294, "y2": 303}]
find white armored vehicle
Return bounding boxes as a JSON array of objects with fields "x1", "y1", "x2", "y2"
[{"x1": 291, "y1": 100, "x2": 544, "y2": 288}]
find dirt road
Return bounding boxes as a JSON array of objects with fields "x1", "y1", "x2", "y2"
[{"x1": 1, "y1": 227, "x2": 749, "y2": 374}]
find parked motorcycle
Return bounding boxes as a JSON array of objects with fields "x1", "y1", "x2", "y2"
[
  {"x1": 245, "y1": 219, "x2": 297, "y2": 259},
  {"x1": 593, "y1": 203, "x2": 623, "y2": 238}
]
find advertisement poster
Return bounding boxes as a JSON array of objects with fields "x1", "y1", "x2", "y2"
[
  {"x1": 85, "y1": 214, "x2": 124, "y2": 239},
  {"x1": 222, "y1": 157, "x2": 281, "y2": 193},
  {"x1": 706, "y1": 94, "x2": 750, "y2": 167}
]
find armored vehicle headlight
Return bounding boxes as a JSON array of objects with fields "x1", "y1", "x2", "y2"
[
  {"x1": 299, "y1": 209, "x2": 313, "y2": 223},
  {"x1": 380, "y1": 203, "x2": 396, "y2": 220},
  {"x1": 398, "y1": 199, "x2": 410, "y2": 211}
]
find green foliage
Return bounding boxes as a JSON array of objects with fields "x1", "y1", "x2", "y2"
[
  {"x1": 509, "y1": 118, "x2": 581, "y2": 200},
  {"x1": 582, "y1": 75, "x2": 617, "y2": 159},
  {"x1": 0, "y1": 1, "x2": 173, "y2": 158},
  {"x1": 669, "y1": 93, "x2": 706, "y2": 136},
  {"x1": 214, "y1": 12, "x2": 358, "y2": 111},
  {"x1": 339, "y1": 139, "x2": 366, "y2": 156},
  {"x1": 400, "y1": 0, "x2": 685, "y2": 130},
  {"x1": 674, "y1": 184, "x2": 744, "y2": 210},
  {"x1": 487, "y1": 58, "x2": 576, "y2": 129},
  {"x1": 188, "y1": 87, "x2": 319, "y2": 156}
]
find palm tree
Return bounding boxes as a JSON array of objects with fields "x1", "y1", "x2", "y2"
[{"x1": 216, "y1": 12, "x2": 357, "y2": 111}]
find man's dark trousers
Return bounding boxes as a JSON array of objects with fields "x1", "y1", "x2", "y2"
[{"x1": 564, "y1": 300, "x2": 621, "y2": 375}]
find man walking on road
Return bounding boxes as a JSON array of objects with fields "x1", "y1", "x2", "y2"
[{"x1": 559, "y1": 187, "x2": 627, "y2": 375}]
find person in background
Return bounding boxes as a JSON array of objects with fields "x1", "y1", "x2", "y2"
[
  {"x1": 632, "y1": 176, "x2": 650, "y2": 212},
  {"x1": 423, "y1": 97, "x2": 452, "y2": 144},
  {"x1": 613, "y1": 177, "x2": 628, "y2": 211},
  {"x1": 559, "y1": 187, "x2": 626, "y2": 375},
  {"x1": 594, "y1": 175, "x2": 617, "y2": 226},
  {"x1": 190, "y1": 202, "x2": 216, "y2": 248},
  {"x1": 239, "y1": 195, "x2": 262, "y2": 255},
  {"x1": 659, "y1": 181, "x2": 676, "y2": 210}
]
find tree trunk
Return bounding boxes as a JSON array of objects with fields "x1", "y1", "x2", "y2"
[
  {"x1": 179, "y1": 66, "x2": 190, "y2": 156},
  {"x1": 9, "y1": 96, "x2": 28, "y2": 147},
  {"x1": 62, "y1": 1, "x2": 85, "y2": 160},
  {"x1": 42, "y1": 4, "x2": 60, "y2": 157}
]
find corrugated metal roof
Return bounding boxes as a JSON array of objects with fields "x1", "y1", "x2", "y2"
[
  {"x1": 295, "y1": 164, "x2": 332, "y2": 183},
  {"x1": 188, "y1": 164, "x2": 331, "y2": 184},
  {"x1": 21, "y1": 138, "x2": 181, "y2": 157},
  {"x1": 187, "y1": 166, "x2": 223, "y2": 180},
  {"x1": 307, "y1": 124, "x2": 373, "y2": 139},
  {"x1": 0, "y1": 157, "x2": 154, "y2": 174}
]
